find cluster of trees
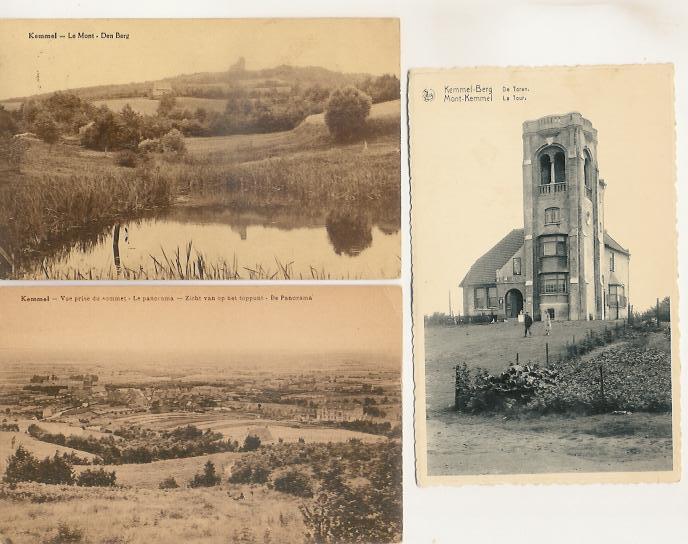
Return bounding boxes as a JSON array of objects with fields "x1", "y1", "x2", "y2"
[
  {"x1": 218, "y1": 439, "x2": 402, "y2": 543},
  {"x1": 28, "y1": 424, "x2": 259, "y2": 465},
  {"x1": 3, "y1": 446, "x2": 116, "y2": 487}
]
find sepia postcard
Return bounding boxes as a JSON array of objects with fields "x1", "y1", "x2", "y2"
[
  {"x1": 410, "y1": 64, "x2": 680, "y2": 485},
  {"x1": 0, "y1": 19, "x2": 400, "y2": 280},
  {"x1": 0, "y1": 285, "x2": 402, "y2": 543}
]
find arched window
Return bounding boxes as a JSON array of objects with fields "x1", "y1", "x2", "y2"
[
  {"x1": 540, "y1": 155, "x2": 551, "y2": 185},
  {"x1": 538, "y1": 146, "x2": 566, "y2": 186}
]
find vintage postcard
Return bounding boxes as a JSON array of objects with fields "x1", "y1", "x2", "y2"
[
  {"x1": 0, "y1": 285, "x2": 402, "y2": 542},
  {"x1": 0, "y1": 19, "x2": 400, "y2": 280},
  {"x1": 410, "y1": 65, "x2": 679, "y2": 484}
]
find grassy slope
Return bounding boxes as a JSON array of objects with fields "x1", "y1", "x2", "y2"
[
  {"x1": 0, "y1": 484, "x2": 304, "y2": 544},
  {"x1": 0, "y1": 432, "x2": 96, "y2": 474}
]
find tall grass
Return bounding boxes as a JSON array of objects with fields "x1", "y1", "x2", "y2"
[
  {"x1": 31, "y1": 243, "x2": 354, "y2": 280},
  {"x1": 0, "y1": 167, "x2": 172, "y2": 258}
]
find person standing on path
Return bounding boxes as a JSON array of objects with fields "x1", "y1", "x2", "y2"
[
  {"x1": 524, "y1": 311, "x2": 533, "y2": 337},
  {"x1": 545, "y1": 311, "x2": 552, "y2": 336}
]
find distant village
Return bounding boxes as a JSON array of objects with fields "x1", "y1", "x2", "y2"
[{"x1": 2, "y1": 370, "x2": 400, "y2": 430}]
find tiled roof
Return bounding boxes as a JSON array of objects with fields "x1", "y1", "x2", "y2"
[
  {"x1": 604, "y1": 231, "x2": 630, "y2": 256},
  {"x1": 460, "y1": 229, "x2": 524, "y2": 287}
]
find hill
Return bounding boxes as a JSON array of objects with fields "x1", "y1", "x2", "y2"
[{"x1": 0, "y1": 64, "x2": 380, "y2": 106}]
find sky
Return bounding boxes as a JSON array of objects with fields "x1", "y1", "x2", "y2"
[
  {"x1": 0, "y1": 19, "x2": 399, "y2": 100},
  {"x1": 411, "y1": 64, "x2": 677, "y2": 315},
  {"x1": 0, "y1": 286, "x2": 401, "y2": 369}
]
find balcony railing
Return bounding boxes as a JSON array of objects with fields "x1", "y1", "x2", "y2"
[{"x1": 539, "y1": 183, "x2": 567, "y2": 195}]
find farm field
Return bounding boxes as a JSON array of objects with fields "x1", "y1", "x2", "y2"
[
  {"x1": 424, "y1": 318, "x2": 626, "y2": 412},
  {"x1": 91, "y1": 97, "x2": 161, "y2": 115},
  {"x1": 108, "y1": 412, "x2": 385, "y2": 444},
  {"x1": 0, "y1": 483, "x2": 305, "y2": 544}
]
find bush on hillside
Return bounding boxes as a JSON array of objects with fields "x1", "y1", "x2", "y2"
[
  {"x1": 76, "y1": 468, "x2": 117, "y2": 487},
  {"x1": 324, "y1": 86, "x2": 372, "y2": 142}
]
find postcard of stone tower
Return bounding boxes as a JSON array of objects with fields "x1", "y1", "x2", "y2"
[
  {"x1": 410, "y1": 64, "x2": 679, "y2": 485},
  {"x1": 0, "y1": 19, "x2": 401, "y2": 280},
  {"x1": 0, "y1": 285, "x2": 402, "y2": 543}
]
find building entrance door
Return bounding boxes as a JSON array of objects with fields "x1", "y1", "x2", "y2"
[{"x1": 505, "y1": 289, "x2": 524, "y2": 318}]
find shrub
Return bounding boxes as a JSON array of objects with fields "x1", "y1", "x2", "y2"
[
  {"x1": 0, "y1": 422, "x2": 19, "y2": 432},
  {"x1": 241, "y1": 434, "x2": 261, "y2": 452},
  {"x1": 138, "y1": 138, "x2": 161, "y2": 153},
  {"x1": 228, "y1": 459, "x2": 271, "y2": 485},
  {"x1": 76, "y1": 468, "x2": 117, "y2": 487},
  {"x1": 189, "y1": 460, "x2": 221, "y2": 488},
  {"x1": 160, "y1": 128, "x2": 185, "y2": 154},
  {"x1": 33, "y1": 111, "x2": 60, "y2": 148},
  {"x1": 114, "y1": 149, "x2": 138, "y2": 168},
  {"x1": 324, "y1": 86, "x2": 372, "y2": 142},
  {"x1": 45, "y1": 522, "x2": 84, "y2": 544},
  {"x1": 273, "y1": 469, "x2": 313, "y2": 498},
  {"x1": 159, "y1": 476, "x2": 179, "y2": 489}
]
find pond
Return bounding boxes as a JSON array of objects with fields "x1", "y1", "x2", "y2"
[{"x1": 15, "y1": 204, "x2": 400, "y2": 280}]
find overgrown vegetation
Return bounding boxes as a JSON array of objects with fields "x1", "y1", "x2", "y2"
[
  {"x1": 454, "y1": 326, "x2": 672, "y2": 415},
  {"x1": 28, "y1": 423, "x2": 239, "y2": 464}
]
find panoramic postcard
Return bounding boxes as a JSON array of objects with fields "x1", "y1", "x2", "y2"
[
  {"x1": 410, "y1": 65, "x2": 679, "y2": 484},
  {"x1": 0, "y1": 285, "x2": 402, "y2": 543},
  {"x1": 0, "y1": 19, "x2": 400, "y2": 279}
]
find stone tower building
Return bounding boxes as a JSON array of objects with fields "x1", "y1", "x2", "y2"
[{"x1": 460, "y1": 113, "x2": 630, "y2": 321}]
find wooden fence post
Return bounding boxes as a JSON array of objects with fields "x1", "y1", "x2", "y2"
[
  {"x1": 454, "y1": 365, "x2": 460, "y2": 410},
  {"x1": 113, "y1": 224, "x2": 121, "y2": 271},
  {"x1": 545, "y1": 342, "x2": 549, "y2": 365}
]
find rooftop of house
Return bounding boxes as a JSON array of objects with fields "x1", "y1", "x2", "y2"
[{"x1": 460, "y1": 228, "x2": 629, "y2": 287}]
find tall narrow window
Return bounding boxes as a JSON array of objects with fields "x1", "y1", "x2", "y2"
[
  {"x1": 513, "y1": 257, "x2": 522, "y2": 275},
  {"x1": 610, "y1": 252, "x2": 615, "y2": 272},
  {"x1": 474, "y1": 287, "x2": 486, "y2": 309},
  {"x1": 540, "y1": 155, "x2": 551, "y2": 185},
  {"x1": 584, "y1": 150, "x2": 593, "y2": 198},
  {"x1": 554, "y1": 152, "x2": 566, "y2": 183},
  {"x1": 487, "y1": 287, "x2": 498, "y2": 308}
]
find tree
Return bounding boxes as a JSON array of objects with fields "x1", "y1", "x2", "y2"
[
  {"x1": 33, "y1": 111, "x2": 60, "y2": 151},
  {"x1": 324, "y1": 86, "x2": 372, "y2": 142},
  {"x1": 241, "y1": 434, "x2": 261, "y2": 452},
  {"x1": 157, "y1": 94, "x2": 177, "y2": 117},
  {"x1": 189, "y1": 460, "x2": 221, "y2": 487},
  {"x1": 3, "y1": 446, "x2": 39, "y2": 484},
  {"x1": 37, "y1": 453, "x2": 75, "y2": 485}
]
